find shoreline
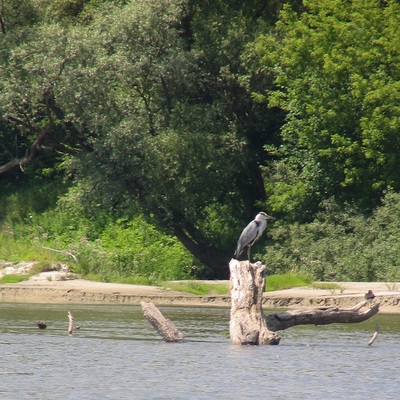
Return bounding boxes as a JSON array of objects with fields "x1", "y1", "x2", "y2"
[{"x1": 1, "y1": 278, "x2": 400, "y2": 313}]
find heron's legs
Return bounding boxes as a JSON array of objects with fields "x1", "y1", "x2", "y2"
[{"x1": 247, "y1": 246, "x2": 251, "y2": 262}]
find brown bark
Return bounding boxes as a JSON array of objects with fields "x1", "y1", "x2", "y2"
[
  {"x1": 0, "y1": 124, "x2": 50, "y2": 174},
  {"x1": 0, "y1": 13, "x2": 5, "y2": 35},
  {"x1": 141, "y1": 301, "x2": 185, "y2": 343}
]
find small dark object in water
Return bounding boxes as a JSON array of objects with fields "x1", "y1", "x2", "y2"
[
  {"x1": 364, "y1": 290, "x2": 375, "y2": 300},
  {"x1": 37, "y1": 321, "x2": 47, "y2": 329}
]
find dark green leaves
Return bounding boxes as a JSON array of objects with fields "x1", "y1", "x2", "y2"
[{"x1": 256, "y1": 0, "x2": 400, "y2": 217}]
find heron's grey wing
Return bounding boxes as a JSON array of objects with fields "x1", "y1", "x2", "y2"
[{"x1": 234, "y1": 220, "x2": 259, "y2": 258}]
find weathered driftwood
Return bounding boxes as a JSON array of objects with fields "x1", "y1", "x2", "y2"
[
  {"x1": 229, "y1": 259, "x2": 281, "y2": 345},
  {"x1": 368, "y1": 324, "x2": 381, "y2": 346},
  {"x1": 68, "y1": 311, "x2": 74, "y2": 335},
  {"x1": 265, "y1": 301, "x2": 380, "y2": 332},
  {"x1": 141, "y1": 261, "x2": 379, "y2": 345},
  {"x1": 229, "y1": 259, "x2": 380, "y2": 345},
  {"x1": 141, "y1": 301, "x2": 185, "y2": 343}
]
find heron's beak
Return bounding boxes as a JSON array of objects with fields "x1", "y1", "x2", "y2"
[{"x1": 266, "y1": 215, "x2": 276, "y2": 221}]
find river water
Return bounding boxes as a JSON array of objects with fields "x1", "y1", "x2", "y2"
[{"x1": 0, "y1": 303, "x2": 399, "y2": 399}]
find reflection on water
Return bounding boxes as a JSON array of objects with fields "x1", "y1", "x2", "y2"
[{"x1": 0, "y1": 303, "x2": 399, "y2": 399}]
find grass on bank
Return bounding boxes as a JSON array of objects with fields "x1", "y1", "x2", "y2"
[
  {"x1": 81, "y1": 273, "x2": 156, "y2": 286},
  {"x1": 311, "y1": 282, "x2": 343, "y2": 291},
  {"x1": 0, "y1": 235, "x2": 62, "y2": 265},
  {"x1": 265, "y1": 273, "x2": 312, "y2": 292},
  {"x1": 0, "y1": 274, "x2": 28, "y2": 284},
  {"x1": 0, "y1": 254, "x2": 338, "y2": 296},
  {"x1": 163, "y1": 281, "x2": 230, "y2": 295},
  {"x1": 163, "y1": 273, "x2": 316, "y2": 295}
]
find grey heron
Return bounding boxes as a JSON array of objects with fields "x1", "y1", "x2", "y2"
[{"x1": 233, "y1": 212, "x2": 275, "y2": 261}]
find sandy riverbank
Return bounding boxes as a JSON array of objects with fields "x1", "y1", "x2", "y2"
[{"x1": 1, "y1": 276, "x2": 400, "y2": 313}]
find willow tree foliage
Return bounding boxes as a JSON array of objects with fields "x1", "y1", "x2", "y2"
[
  {"x1": 0, "y1": 26, "x2": 79, "y2": 176},
  {"x1": 1, "y1": 0, "x2": 287, "y2": 277},
  {"x1": 44, "y1": 0, "x2": 281, "y2": 276},
  {"x1": 9, "y1": 0, "x2": 400, "y2": 279},
  {"x1": 256, "y1": 0, "x2": 400, "y2": 220}
]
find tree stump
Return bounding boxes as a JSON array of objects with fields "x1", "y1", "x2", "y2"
[
  {"x1": 141, "y1": 261, "x2": 380, "y2": 345},
  {"x1": 229, "y1": 259, "x2": 280, "y2": 345}
]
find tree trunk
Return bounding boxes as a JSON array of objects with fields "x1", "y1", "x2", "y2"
[
  {"x1": 173, "y1": 225, "x2": 230, "y2": 278},
  {"x1": 229, "y1": 259, "x2": 281, "y2": 345},
  {"x1": 0, "y1": 124, "x2": 51, "y2": 174},
  {"x1": 229, "y1": 259, "x2": 380, "y2": 345}
]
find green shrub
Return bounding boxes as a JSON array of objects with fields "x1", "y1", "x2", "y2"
[
  {"x1": 263, "y1": 191, "x2": 400, "y2": 281},
  {"x1": 92, "y1": 217, "x2": 198, "y2": 281},
  {"x1": 1, "y1": 181, "x2": 200, "y2": 283},
  {"x1": 163, "y1": 281, "x2": 229, "y2": 295},
  {"x1": 3, "y1": 178, "x2": 400, "y2": 283}
]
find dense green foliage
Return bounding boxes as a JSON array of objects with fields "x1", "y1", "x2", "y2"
[
  {"x1": 0, "y1": 184, "x2": 198, "y2": 281},
  {"x1": 1, "y1": 0, "x2": 400, "y2": 282},
  {"x1": 265, "y1": 190, "x2": 400, "y2": 282},
  {"x1": 256, "y1": 0, "x2": 400, "y2": 219}
]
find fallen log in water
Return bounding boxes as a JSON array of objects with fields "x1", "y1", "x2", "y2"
[{"x1": 141, "y1": 301, "x2": 185, "y2": 343}]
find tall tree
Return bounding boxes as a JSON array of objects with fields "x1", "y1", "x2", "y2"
[
  {"x1": 256, "y1": 0, "x2": 400, "y2": 220},
  {"x1": 0, "y1": 0, "x2": 286, "y2": 277},
  {"x1": 55, "y1": 0, "x2": 284, "y2": 276}
]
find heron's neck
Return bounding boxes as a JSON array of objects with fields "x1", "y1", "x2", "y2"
[{"x1": 257, "y1": 219, "x2": 267, "y2": 232}]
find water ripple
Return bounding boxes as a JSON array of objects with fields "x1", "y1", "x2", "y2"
[{"x1": 0, "y1": 304, "x2": 399, "y2": 399}]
